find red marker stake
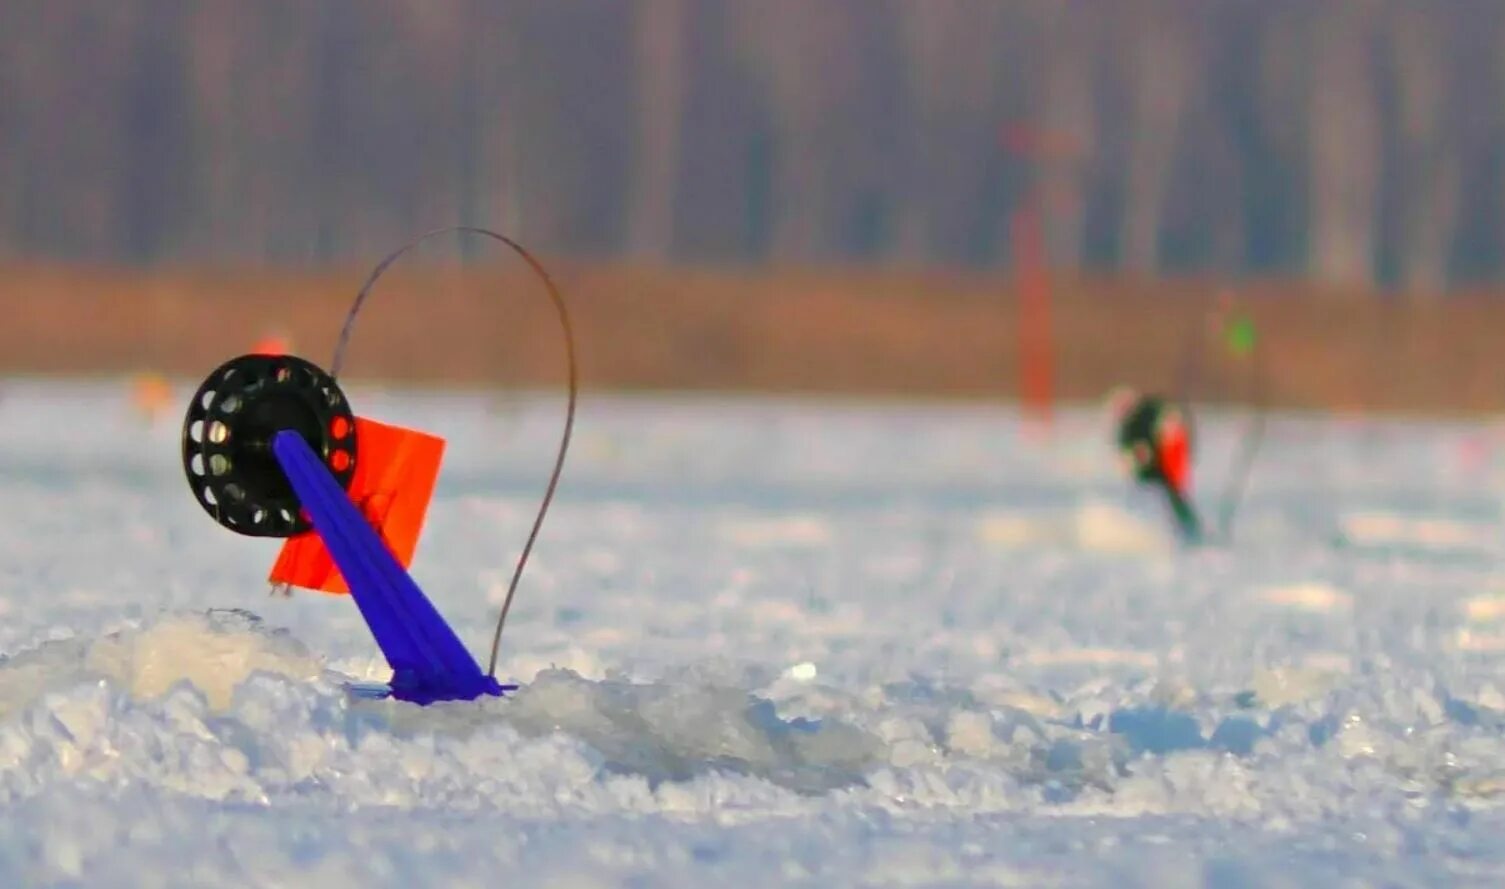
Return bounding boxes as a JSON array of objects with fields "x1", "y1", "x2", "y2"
[{"x1": 1013, "y1": 201, "x2": 1053, "y2": 433}]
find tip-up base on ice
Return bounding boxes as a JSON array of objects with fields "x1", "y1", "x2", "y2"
[{"x1": 182, "y1": 352, "x2": 509, "y2": 705}]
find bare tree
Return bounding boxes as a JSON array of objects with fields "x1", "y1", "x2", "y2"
[
  {"x1": 1386, "y1": 4, "x2": 1460, "y2": 295},
  {"x1": 1034, "y1": 4, "x2": 1099, "y2": 270},
  {"x1": 1118, "y1": 1, "x2": 1198, "y2": 272},
  {"x1": 729, "y1": 0, "x2": 874, "y2": 261},
  {"x1": 3, "y1": 4, "x2": 140, "y2": 258},
  {"x1": 894, "y1": 2, "x2": 1021, "y2": 263},
  {"x1": 626, "y1": 0, "x2": 690, "y2": 259},
  {"x1": 1307, "y1": 3, "x2": 1381, "y2": 288},
  {"x1": 462, "y1": 1, "x2": 529, "y2": 243}
]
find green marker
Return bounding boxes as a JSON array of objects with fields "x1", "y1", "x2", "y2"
[{"x1": 1225, "y1": 315, "x2": 1256, "y2": 359}]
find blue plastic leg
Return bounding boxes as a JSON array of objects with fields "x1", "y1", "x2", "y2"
[{"x1": 272, "y1": 430, "x2": 506, "y2": 704}]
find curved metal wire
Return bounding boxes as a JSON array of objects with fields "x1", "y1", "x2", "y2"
[
  {"x1": 332, "y1": 226, "x2": 578, "y2": 679},
  {"x1": 1174, "y1": 300, "x2": 1266, "y2": 543},
  {"x1": 1213, "y1": 343, "x2": 1265, "y2": 541}
]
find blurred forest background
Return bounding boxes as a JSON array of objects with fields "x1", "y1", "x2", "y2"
[{"x1": 2, "y1": 1, "x2": 1502, "y2": 411}]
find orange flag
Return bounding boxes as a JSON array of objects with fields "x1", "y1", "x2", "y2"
[
  {"x1": 251, "y1": 335, "x2": 290, "y2": 356},
  {"x1": 269, "y1": 417, "x2": 445, "y2": 594},
  {"x1": 1157, "y1": 418, "x2": 1192, "y2": 496}
]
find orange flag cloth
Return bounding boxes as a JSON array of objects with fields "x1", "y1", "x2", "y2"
[
  {"x1": 269, "y1": 417, "x2": 445, "y2": 594},
  {"x1": 1157, "y1": 417, "x2": 1192, "y2": 496}
]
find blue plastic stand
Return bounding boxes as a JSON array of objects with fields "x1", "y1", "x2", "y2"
[{"x1": 272, "y1": 430, "x2": 509, "y2": 704}]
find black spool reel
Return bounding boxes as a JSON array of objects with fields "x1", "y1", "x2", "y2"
[{"x1": 182, "y1": 354, "x2": 358, "y2": 537}]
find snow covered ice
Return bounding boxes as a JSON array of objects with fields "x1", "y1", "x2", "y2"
[{"x1": 3, "y1": 380, "x2": 1505, "y2": 885}]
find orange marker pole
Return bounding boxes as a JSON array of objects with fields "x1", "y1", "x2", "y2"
[
  {"x1": 1002, "y1": 121, "x2": 1074, "y2": 437},
  {"x1": 1013, "y1": 199, "x2": 1053, "y2": 432}
]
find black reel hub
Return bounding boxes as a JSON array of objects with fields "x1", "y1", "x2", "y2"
[{"x1": 182, "y1": 353, "x2": 358, "y2": 537}]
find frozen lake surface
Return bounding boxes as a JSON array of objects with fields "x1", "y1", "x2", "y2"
[{"x1": 2, "y1": 378, "x2": 1505, "y2": 887}]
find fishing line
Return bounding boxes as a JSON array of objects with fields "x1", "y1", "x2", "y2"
[
  {"x1": 330, "y1": 226, "x2": 578, "y2": 679},
  {"x1": 1214, "y1": 342, "x2": 1266, "y2": 540}
]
